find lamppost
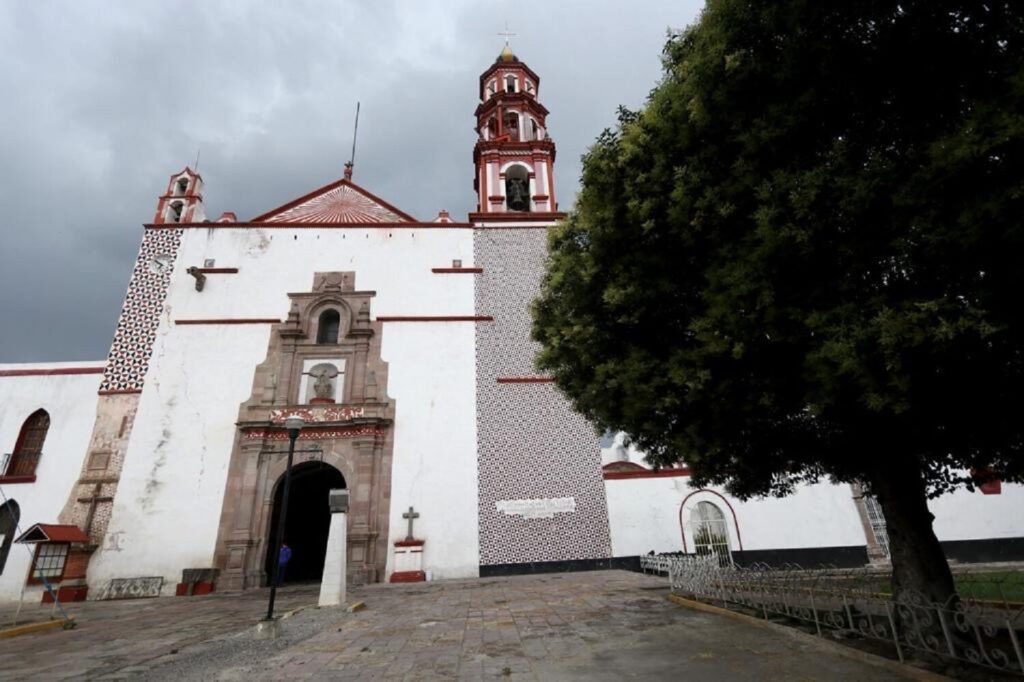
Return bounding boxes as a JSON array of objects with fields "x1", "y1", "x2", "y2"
[{"x1": 264, "y1": 415, "x2": 304, "y2": 622}]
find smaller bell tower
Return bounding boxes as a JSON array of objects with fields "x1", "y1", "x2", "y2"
[
  {"x1": 471, "y1": 45, "x2": 558, "y2": 220},
  {"x1": 153, "y1": 168, "x2": 205, "y2": 224}
]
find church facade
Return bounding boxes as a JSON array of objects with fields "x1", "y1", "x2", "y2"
[{"x1": 1, "y1": 49, "x2": 1022, "y2": 602}]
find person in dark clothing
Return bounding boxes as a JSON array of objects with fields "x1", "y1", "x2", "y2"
[{"x1": 277, "y1": 543, "x2": 292, "y2": 586}]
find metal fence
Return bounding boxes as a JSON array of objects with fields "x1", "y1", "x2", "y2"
[{"x1": 647, "y1": 555, "x2": 1024, "y2": 676}]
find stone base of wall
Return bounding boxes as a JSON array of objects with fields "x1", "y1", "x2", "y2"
[
  {"x1": 942, "y1": 537, "x2": 1024, "y2": 563},
  {"x1": 480, "y1": 556, "x2": 639, "y2": 577}
]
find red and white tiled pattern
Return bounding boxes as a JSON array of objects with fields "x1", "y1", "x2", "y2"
[
  {"x1": 263, "y1": 184, "x2": 405, "y2": 223},
  {"x1": 243, "y1": 426, "x2": 386, "y2": 440},
  {"x1": 474, "y1": 228, "x2": 613, "y2": 566},
  {"x1": 99, "y1": 228, "x2": 183, "y2": 392}
]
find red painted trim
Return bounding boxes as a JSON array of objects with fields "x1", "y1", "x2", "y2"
[
  {"x1": 432, "y1": 267, "x2": 483, "y2": 274},
  {"x1": 43, "y1": 586, "x2": 88, "y2": 603},
  {"x1": 0, "y1": 475, "x2": 36, "y2": 484},
  {"x1": 144, "y1": 222, "x2": 475, "y2": 229},
  {"x1": 250, "y1": 177, "x2": 417, "y2": 223},
  {"x1": 394, "y1": 539, "x2": 425, "y2": 547},
  {"x1": 678, "y1": 489, "x2": 744, "y2": 553},
  {"x1": 389, "y1": 570, "x2": 426, "y2": 583},
  {"x1": 0, "y1": 367, "x2": 103, "y2": 377},
  {"x1": 495, "y1": 377, "x2": 554, "y2": 383},
  {"x1": 603, "y1": 467, "x2": 692, "y2": 480},
  {"x1": 194, "y1": 267, "x2": 239, "y2": 274},
  {"x1": 176, "y1": 581, "x2": 215, "y2": 596},
  {"x1": 97, "y1": 389, "x2": 142, "y2": 395},
  {"x1": 376, "y1": 316, "x2": 494, "y2": 322},
  {"x1": 174, "y1": 318, "x2": 282, "y2": 325},
  {"x1": 468, "y1": 212, "x2": 566, "y2": 224}
]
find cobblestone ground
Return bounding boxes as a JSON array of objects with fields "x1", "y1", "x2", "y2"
[{"x1": 0, "y1": 571, "x2": 905, "y2": 680}]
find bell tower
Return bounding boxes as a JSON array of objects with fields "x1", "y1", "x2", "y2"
[
  {"x1": 153, "y1": 167, "x2": 205, "y2": 224},
  {"x1": 471, "y1": 45, "x2": 558, "y2": 220}
]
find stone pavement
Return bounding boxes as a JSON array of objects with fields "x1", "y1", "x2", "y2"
[
  {"x1": 0, "y1": 585, "x2": 316, "y2": 680},
  {"x1": 0, "y1": 571, "x2": 907, "y2": 680}
]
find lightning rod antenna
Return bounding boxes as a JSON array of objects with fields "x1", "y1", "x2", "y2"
[{"x1": 345, "y1": 102, "x2": 360, "y2": 180}]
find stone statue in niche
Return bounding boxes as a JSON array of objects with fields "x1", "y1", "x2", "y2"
[
  {"x1": 313, "y1": 368, "x2": 333, "y2": 398},
  {"x1": 305, "y1": 362, "x2": 342, "y2": 404}
]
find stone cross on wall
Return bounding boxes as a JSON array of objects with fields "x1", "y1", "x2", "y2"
[
  {"x1": 77, "y1": 483, "x2": 113, "y2": 538},
  {"x1": 402, "y1": 506, "x2": 420, "y2": 541}
]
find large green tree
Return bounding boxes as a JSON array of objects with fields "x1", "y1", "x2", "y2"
[{"x1": 533, "y1": 0, "x2": 1024, "y2": 605}]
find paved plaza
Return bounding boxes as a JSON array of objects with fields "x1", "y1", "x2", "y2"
[{"x1": 0, "y1": 570, "x2": 906, "y2": 680}]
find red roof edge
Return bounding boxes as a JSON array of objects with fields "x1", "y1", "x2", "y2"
[
  {"x1": 16, "y1": 523, "x2": 90, "y2": 544},
  {"x1": 250, "y1": 177, "x2": 417, "y2": 223}
]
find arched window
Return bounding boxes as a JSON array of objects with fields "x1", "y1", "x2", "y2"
[
  {"x1": 505, "y1": 165, "x2": 530, "y2": 212},
  {"x1": 487, "y1": 117, "x2": 497, "y2": 139},
  {"x1": 692, "y1": 501, "x2": 732, "y2": 566},
  {"x1": 168, "y1": 201, "x2": 184, "y2": 223},
  {"x1": 531, "y1": 118, "x2": 540, "y2": 141},
  {"x1": 174, "y1": 177, "x2": 189, "y2": 196},
  {"x1": 316, "y1": 309, "x2": 341, "y2": 344},
  {"x1": 505, "y1": 75, "x2": 516, "y2": 93},
  {"x1": 6, "y1": 410, "x2": 49, "y2": 478},
  {"x1": 0, "y1": 500, "x2": 19, "y2": 575},
  {"x1": 503, "y1": 111, "x2": 520, "y2": 141}
]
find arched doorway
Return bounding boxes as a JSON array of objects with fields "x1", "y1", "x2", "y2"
[
  {"x1": 0, "y1": 499, "x2": 19, "y2": 575},
  {"x1": 264, "y1": 462, "x2": 346, "y2": 584}
]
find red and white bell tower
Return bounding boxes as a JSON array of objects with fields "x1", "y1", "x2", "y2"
[{"x1": 471, "y1": 45, "x2": 559, "y2": 220}]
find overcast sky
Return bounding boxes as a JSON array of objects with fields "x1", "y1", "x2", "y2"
[{"x1": 0, "y1": 0, "x2": 702, "y2": 362}]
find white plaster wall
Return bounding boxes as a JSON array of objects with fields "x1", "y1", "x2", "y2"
[
  {"x1": 382, "y1": 322, "x2": 478, "y2": 580},
  {"x1": 86, "y1": 323, "x2": 272, "y2": 591},
  {"x1": 0, "y1": 363, "x2": 104, "y2": 601},
  {"x1": 605, "y1": 476, "x2": 866, "y2": 557},
  {"x1": 89, "y1": 225, "x2": 479, "y2": 591},
  {"x1": 929, "y1": 483, "x2": 1024, "y2": 542}
]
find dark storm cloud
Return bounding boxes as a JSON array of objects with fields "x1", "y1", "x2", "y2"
[{"x1": 0, "y1": 0, "x2": 701, "y2": 362}]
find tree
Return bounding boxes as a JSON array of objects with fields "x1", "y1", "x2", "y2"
[{"x1": 532, "y1": 0, "x2": 1024, "y2": 607}]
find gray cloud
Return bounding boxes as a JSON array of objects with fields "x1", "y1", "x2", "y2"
[{"x1": 0, "y1": 0, "x2": 701, "y2": 362}]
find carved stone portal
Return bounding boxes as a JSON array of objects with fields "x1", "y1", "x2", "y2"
[{"x1": 212, "y1": 272, "x2": 394, "y2": 589}]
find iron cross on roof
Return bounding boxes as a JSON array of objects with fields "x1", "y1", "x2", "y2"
[
  {"x1": 402, "y1": 506, "x2": 419, "y2": 541},
  {"x1": 498, "y1": 22, "x2": 516, "y2": 46}
]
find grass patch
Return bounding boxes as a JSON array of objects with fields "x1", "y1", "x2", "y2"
[{"x1": 876, "y1": 570, "x2": 1024, "y2": 603}]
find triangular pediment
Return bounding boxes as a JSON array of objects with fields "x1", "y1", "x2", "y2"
[{"x1": 252, "y1": 178, "x2": 415, "y2": 224}]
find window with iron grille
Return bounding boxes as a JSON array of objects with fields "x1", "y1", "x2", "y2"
[
  {"x1": 863, "y1": 495, "x2": 891, "y2": 559},
  {"x1": 29, "y1": 543, "x2": 68, "y2": 584},
  {"x1": 692, "y1": 501, "x2": 733, "y2": 567}
]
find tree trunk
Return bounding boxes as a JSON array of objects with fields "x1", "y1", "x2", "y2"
[{"x1": 865, "y1": 458, "x2": 958, "y2": 609}]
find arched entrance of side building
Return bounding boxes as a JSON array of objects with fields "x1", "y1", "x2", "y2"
[{"x1": 265, "y1": 462, "x2": 346, "y2": 584}]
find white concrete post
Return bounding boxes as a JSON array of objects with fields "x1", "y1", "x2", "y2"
[{"x1": 318, "y1": 489, "x2": 348, "y2": 607}]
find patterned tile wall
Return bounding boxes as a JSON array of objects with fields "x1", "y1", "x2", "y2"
[
  {"x1": 99, "y1": 228, "x2": 183, "y2": 392},
  {"x1": 475, "y1": 227, "x2": 613, "y2": 566}
]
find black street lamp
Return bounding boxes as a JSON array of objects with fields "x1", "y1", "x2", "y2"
[{"x1": 264, "y1": 415, "x2": 304, "y2": 622}]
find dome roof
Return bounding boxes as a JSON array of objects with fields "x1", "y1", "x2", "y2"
[{"x1": 497, "y1": 44, "x2": 518, "y2": 63}]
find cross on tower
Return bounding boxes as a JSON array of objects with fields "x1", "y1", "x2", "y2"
[
  {"x1": 498, "y1": 22, "x2": 516, "y2": 46},
  {"x1": 77, "y1": 483, "x2": 113, "y2": 538},
  {"x1": 402, "y1": 505, "x2": 420, "y2": 541}
]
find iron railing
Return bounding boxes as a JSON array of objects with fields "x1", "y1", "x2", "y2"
[
  {"x1": 0, "y1": 452, "x2": 40, "y2": 477},
  {"x1": 646, "y1": 554, "x2": 1024, "y2": 676}
]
